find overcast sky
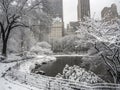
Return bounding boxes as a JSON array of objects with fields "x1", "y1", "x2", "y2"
[{"x1": 63, "y1": 0, "x2": 120, "y2": 27}]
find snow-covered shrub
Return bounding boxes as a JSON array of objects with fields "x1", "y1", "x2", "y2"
[
  {"x1": 50, "y1": 36, "x2": 76, "y2": 53},
  {"x1": 61, "y1": 35, "x2": 77, "y2": 53},
  {"x1": 50, "y1": 35, "x2": 92, "y2": 53},
  {"x1": 56, "y1": 65, "x2": 105, "y2": 84},
  {"x1": 36, "y1": 41, "x2": 51, "y2": 49},
  {"x1": 51, "y1": 39, "x2": 63, "y2": 52},
  {"x1": 27, "y1": 42, "x2": 53, "y2": 57}
]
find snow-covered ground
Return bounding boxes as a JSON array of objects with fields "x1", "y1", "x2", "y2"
[
  {"x1": 0, "y1": 62, "x2": 41, "y2": 90},
  {"x1": 54, "y1": 54, "x2": 88, "y2": 57},
  {"x1": 19, "y1": 55, "x2": 56, "y2": 73},
  {"x1": 0, "y1": 53, "x2": 56, "y2": 90},
  {"x1": 1, "y1": 54, "x2": 120, "y2": 90}
]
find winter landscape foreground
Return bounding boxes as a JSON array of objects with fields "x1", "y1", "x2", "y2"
[
  {"x1": 1, "y1": 18, "x2": 120, "y2": 89},
  {"x1": 1, "y1": 0, "x2": 120, "y2": 89},
  {"x1": 0, "y1": 54, "x2": 120, "y2": 90}
]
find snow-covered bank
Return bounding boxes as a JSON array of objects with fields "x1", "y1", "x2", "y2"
[
  {"x1": 0, "y1": 53, "x2": 56, "y2": 90},
  {"x1": 19, "y1": 55, "x2": 56, "y2": 73},
  {"x1": 2, "y1": 55, "x2": 120, "y2": 90},
  {"x1": 0, "y1": 62, "x2": 41, "y2": 90},
  {"x1": 6, "y1": 66, "x2": 120, "y2": 90},
  {"x1": 0, "y1": 78, "x2": 41, "y2": 90},
  {"x1": 53, "y1": 54, "x2": 88, "y2": 57}
]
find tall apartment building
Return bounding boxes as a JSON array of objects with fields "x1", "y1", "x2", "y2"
[
  {"x1": 77, "y1": 0, "x2": 90, "y2": 21},
  {"x1": 48, "y1": 18, "x2": 63, "y2": 40},
  {"x1": 48, "y1": 0, "x2": 64, "y2": 40},
  {"x1": 49, "y1": 0, "x2": 63, "y2": 20}
]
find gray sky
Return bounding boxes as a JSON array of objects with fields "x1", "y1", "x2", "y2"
[{"x1": 63, "y1": 0, "x2": 120, "y2": 27}]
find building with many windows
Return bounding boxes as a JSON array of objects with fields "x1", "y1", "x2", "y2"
[
  {"x1": 48, "y1": 17, "x2": 63, "y2": 40},
  {"x1": 48, "y1": 0, "x2": 64, "y2": 40},
  {"x1": 77, "y1": 0, "x2": 90, "y2": 21}
]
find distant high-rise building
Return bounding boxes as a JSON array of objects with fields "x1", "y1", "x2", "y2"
[
  {"x1": 48, "y1": 0, "x2": 64, "y2": 41},
  {"x1": 67, "y1": 22, "x2": 79, "y2": 35},
  {"x1": 101, "y1": 4, "x2": 119, "y2": 21},
  {"x1": 48, "y1": 18, "x2": 63, "y2": 40},
  {"x1": 77, "y1": 0, "x2": 90, "y2": 21},
  {"x1": 48, "y1": 0, "x2": 63, "y2": 21}
]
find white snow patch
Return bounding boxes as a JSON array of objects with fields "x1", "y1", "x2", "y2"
[
  {"x1": 0, "y1": 62, "x2": 41, "y2": 90},
  {"x1": 19, "y1": 55, "x2": 56, "y2": 73}
]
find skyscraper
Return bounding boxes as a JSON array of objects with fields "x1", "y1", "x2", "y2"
[
  {"x1": 101, "y1": 4, "x2": 119, "y2": 21},
  {"x1": 48, "y1": 0, "x2": 63, "y2": 21},
  {"x1": 77, "y1": 0, "x2": 90, "y2": 21}
]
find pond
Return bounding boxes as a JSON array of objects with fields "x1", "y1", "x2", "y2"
[
  {"x1": 39, "y1": 56, "x2": 83, "y2": 77},
  {"x1": 32, "y1": 56, "x2": 113, "y2": 83}
]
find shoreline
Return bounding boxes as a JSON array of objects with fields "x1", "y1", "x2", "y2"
[{"x1": 53, "y1": 54, "x2": 88, "y2": 57}]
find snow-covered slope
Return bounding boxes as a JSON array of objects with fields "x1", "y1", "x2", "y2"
[{"x1": 0, "y1": 62, "x2": 41, "y2": 90}]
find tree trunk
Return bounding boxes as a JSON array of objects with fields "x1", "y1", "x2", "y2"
[{"x1": 2, "y1": 40, "x2": 7, "y2": 57}]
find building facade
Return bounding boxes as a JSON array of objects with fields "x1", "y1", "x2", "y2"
[
  {"x1": 48, "y1": 0, "x2": 64, "y2": 40},
  {"x1": 77, "y1": 0, "x2": 90, "y2": 21},
  {"x1": 101, "y1": 4, "x2": 118, "y2": 21},
  {"x1": 48, "y1": 18, "x2": 63, "y2": 40},
  {"x1": 48, "y1": 0, "x2": 63, "y2": 20},
  {"x1": 66, "y1": 22, "x2": 79, "y2": 35}
]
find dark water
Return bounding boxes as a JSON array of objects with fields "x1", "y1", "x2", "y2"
[
  {"x1": 33, "y1": 56, "x2": 113, "y2": 83},
  {"x1": 40, "y1": 56, "x2": 83, "y2": 77}
]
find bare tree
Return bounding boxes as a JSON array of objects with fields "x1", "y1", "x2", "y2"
[{"x1": 0, "y1": 0, "x2": 43, "y2": 57}]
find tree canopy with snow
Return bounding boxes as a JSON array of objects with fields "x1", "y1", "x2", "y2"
[{"x1": 0, "y1": 0, "x2": 52, "y2": 57}]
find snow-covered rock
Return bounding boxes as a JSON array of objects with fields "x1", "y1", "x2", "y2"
[{"x1": 56, "y1": 65, "x2": 105, "y2": 84}]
